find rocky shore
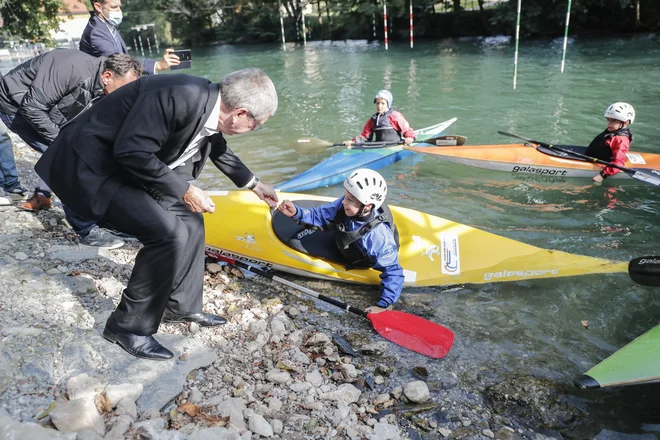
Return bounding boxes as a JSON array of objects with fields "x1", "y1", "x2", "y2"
[{"x1": 0, "y1": 136, "x2": 655, "y2": 440}]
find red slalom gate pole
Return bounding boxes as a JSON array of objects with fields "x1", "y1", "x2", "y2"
[
  {"x1": 383, "y1": 2, "x2": 388, "y2": 50},
  {"x1": 410, "y1": 0, "x2": 414, "y2": 48}
]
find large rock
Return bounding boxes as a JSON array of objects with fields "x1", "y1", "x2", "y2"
[
  {"x1": 403, "y1": 381, "x2": 430, "y2": 403},
  {"x1": 106, "y1": 383, "x2": 144, "y2": 407},
  {"x1": 265, "y1": 369, "x2": 291, "y2": 384},
  {"x1": 371, "y1": 422, "x2": 401, "y2": 440},
  {"x1": 66, "y1": 373, "x2": 103, "y2": 401},
  {"x1": 249, "y1": 414, "x2": 274, "y2": 437},
  {"x1": 188, "y1": 427, "x2": 241, "y2": 440},
  {"x1": 61, "y1": 331, "x2": 218, "y2": 412},
  {"x1": 49, "y1": 398, "x2": 105, "y2": 435},
  {"x1": 329, "y1": 383, "x2": 362, "y2": 404},
  {"x1": 0, "y1": 415, "x2": 76, "y2": 440}
]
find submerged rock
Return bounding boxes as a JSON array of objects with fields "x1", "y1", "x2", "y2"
[{"x1": 486, "y1": 376, "x2": 581, "y2": 429}]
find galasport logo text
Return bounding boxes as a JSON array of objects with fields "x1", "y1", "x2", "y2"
[
  {"x1": 638, "y1": 258, "x2": 660, "y2": 265},
  {"x1": 512, "y1": 165, "x2": 568, "y2": 176},
  {"x1": 483, "y1": 268, "x2": 559, "y2": 281},
  {"x1": 204, "y1": 247, "x2": 273, "y2": 268}
]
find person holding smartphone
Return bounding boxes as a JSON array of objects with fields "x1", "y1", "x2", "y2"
[{"x1": 80, "y1": 0, "x2": 180, "y2": 74}]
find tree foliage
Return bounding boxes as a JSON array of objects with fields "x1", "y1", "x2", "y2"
[
  {"x1": 0, "y1": 0, "x2": 66, "y2": 45},
  {"x1": 3, "y1": 0, "x2": 659, "y2": 48}
]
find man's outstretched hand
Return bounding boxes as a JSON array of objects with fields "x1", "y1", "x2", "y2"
[{"x1": 252, "y1": 181, "x2": 279, "y2": 208}]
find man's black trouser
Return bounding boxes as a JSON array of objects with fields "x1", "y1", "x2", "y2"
[{"x1": 102, "y1": 183, "x2": 205, "y2": 336}]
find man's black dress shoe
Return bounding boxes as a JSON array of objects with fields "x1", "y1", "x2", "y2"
[
  {"x1": 102, "y1": 319, "x2": 173, "y2": 361},
  {"x1": 162, "y1": 311, "x2": 227, "y2": 327}
]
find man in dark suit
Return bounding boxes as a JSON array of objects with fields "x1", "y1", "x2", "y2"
[
  {"x1": 36, "y1": 69, "x2": 279, "y2": 360},
  {"x1": 80, "y1": 0, "x2": 179, "y2": 74}
]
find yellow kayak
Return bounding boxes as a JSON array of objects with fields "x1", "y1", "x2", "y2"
[{"x1": 204, "y1": 191, "x2": 627, "y2": 286}]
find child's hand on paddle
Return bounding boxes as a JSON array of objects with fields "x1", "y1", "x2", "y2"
[{"x1": 278, "y1": 200, "x2": 298, "y2": 217}]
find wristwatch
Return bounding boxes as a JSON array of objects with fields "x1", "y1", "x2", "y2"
[
  {"x1": 599, "y1": 170, "x2": 606, "y2": 179},
  {"x1": 246, "y1": 176, "x2": 260, "y2": 190}
]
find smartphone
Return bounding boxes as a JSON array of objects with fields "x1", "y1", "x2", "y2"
[{"x1": 170, "y1": 49, "x2": 192, "y2": 70}]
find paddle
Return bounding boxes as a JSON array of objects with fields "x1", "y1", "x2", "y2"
[
  {"x1": 498, "y1": 131, "x2": 660, "y2": 187},
  {"x1": 629, "y1": 256, "x2": 660, "y2": 287},
  {"x1": 205, "y1": 250, "x2": 455, "y2": 358},
  {"x1": 294, "y1": 134, "x2": 467, "y2": 154}
]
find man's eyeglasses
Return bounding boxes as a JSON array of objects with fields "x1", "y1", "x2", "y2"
[{"x1": 248, "y1": 113, "x2": 264, "y2": 131}]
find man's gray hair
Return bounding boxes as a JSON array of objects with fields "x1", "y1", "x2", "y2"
[{"x1": 219, "y1": 68, "x2": 278, "y2": 122}]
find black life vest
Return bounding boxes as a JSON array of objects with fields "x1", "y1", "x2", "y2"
[
  {"x1": 332, "y1": 204, "x2": 399, "y2": 269},
  {"x1": 585, "y1": 128, "x2": 633, "y2": 161},
  {"x1": 370, "y1": 109, "x2": 403, "y2": 143}
]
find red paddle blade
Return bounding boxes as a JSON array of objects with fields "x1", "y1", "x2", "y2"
[{"x1": 367, "y1": 310, "x2": 454, "y2": 358}]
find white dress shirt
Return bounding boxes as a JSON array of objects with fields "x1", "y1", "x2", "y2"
[{"x1": 168, "y1": 92, "x2": 222, "y2": 170}]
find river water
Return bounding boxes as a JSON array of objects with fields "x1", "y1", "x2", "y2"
[{"x1": 178, "y1": 36, "x2": 660, "y2": 436}]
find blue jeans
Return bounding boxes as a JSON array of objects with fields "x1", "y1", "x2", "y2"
[
  {"x1": 0, "y1": 111, "x2": 96, "y2": 237},
  {"x1": 0, "y1": 118, "x2": 19, "y2": 188}
]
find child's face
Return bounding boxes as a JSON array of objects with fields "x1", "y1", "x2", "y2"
[
  {"x1": 343, "y1": 190, "x2": 367, "y2": 217},
  {"x1": 606, "y1": 117, "x2": 626, "y2": 132},
  {"x1": 375, "y1": 98, "x2": 389, "y2": 114}
]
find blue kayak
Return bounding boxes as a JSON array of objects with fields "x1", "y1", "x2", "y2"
[{"x1": 276, "y1": 118, "x2": 457, "y2": 192}]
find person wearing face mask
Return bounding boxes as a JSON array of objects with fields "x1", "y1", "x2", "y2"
[
  {"x1": 80, "y1": 0, "x2": 180, "y2": 74},
  {"x1": 0, "y1": 49, "x2": 143, "y2": 248}
]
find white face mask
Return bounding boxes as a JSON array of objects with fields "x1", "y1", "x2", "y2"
[{"x1": 101, "y1": 7, "x2": 123, "y2": 27}]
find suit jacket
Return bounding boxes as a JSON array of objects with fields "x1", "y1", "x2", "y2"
[
  {"x1": 35, "y1": 74, "x2": 253, "y2": 220},
  {"x1": 79, "y1": 13, "x2": 156, "y2": 74}
]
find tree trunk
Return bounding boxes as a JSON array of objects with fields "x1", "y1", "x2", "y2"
[
  {"x1": 635, "y1": 0, "x2": 641, "y2": 26},
  {"x1": 325, "y1": 0, "x2": 332, "y2": 25},
  {"x1": 317, "y1": 0, "x2": 323, "y2": 25},
  {"x1": 478, "y1": 0, "x2": 485, "y2": 13},
  {"x1": 453, "y1": 0, "x2": 460, "y2": 13}
]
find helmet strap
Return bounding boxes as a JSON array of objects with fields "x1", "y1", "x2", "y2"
[{"x1": 356, "y1": 204, "x2": 373, "y2": 220}]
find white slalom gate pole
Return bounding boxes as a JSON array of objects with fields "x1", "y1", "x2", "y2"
[
  {"x1": 383, "y1": 2, "x2": 388, "y2": 50},
  {"x1": 560, "y1": 0, "x2": 572, "y2": 73},
  {"x1": 410, "y1": 0, "x2": 414, "y2": 49},
  {"x1": 278, "y1": 0, "x2": 286, "y2": 51},
  {"x1": 513, "y1": 0, "x2": 521, "y2": 89}
]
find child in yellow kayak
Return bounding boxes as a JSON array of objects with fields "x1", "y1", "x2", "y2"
[
  {"x1": 343, "y1": 90, "x2": 416, "y2": 147},
  {"x1": 586, "y1": 102, "x2": 635, "y2": 183},
  {"x1": 278, "y1": 169, "x2": 404, "y2": 314}
]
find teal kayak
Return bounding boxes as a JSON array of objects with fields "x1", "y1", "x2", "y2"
[
  {"x1": 574, "y1": 324, "x2": 660, "y2": 389},
  {"x1": 276, "y1": 118, "x2": 457, "y2": 192}
]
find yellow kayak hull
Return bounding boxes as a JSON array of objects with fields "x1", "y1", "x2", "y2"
[{"x1": 204, "y1": 191, "x2": 627, "y2": 286}]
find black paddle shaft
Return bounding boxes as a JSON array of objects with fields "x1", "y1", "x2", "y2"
[{"x1": 209, "y1": 253, "x2": 368, "y2": 317}]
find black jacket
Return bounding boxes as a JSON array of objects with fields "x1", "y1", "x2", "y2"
[
  {"x1": 0, "y1": 49, "x2": 105, "y2": 143},
  {"x1": 35, "y1": 74, "x2": 253, "y2": 220}
]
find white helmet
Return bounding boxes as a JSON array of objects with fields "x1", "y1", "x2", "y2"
[
  {"x1": 604, "y1": 102, "x2": 635, "y2": 124},
  {"x1": 344, "y1": 168, "x2": 388, "y2": 210},
  {"x1": 373, "y1": 90, "x2": 393, "y2": 109}
]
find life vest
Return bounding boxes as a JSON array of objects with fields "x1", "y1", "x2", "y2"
[
  {"x1": 332, "y1": 204, "x2": 399, "y2": 269},
  {"x1": 585, "y1": 128, "x2": 633, "y2": 161},
  {"x1": 371, "y1": 109, "x2": 403, "y2": 143}
]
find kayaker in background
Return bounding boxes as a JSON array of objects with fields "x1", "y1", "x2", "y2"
[
  {"x1": 278, "y1": 169, "x2": 404, "y2": 314},
  {"x1": 343, "y1": 90, "x2": 416, "y2": 147},
  {"x1": 586, "y1": 102, "x2": 635, "y2": 183}
]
